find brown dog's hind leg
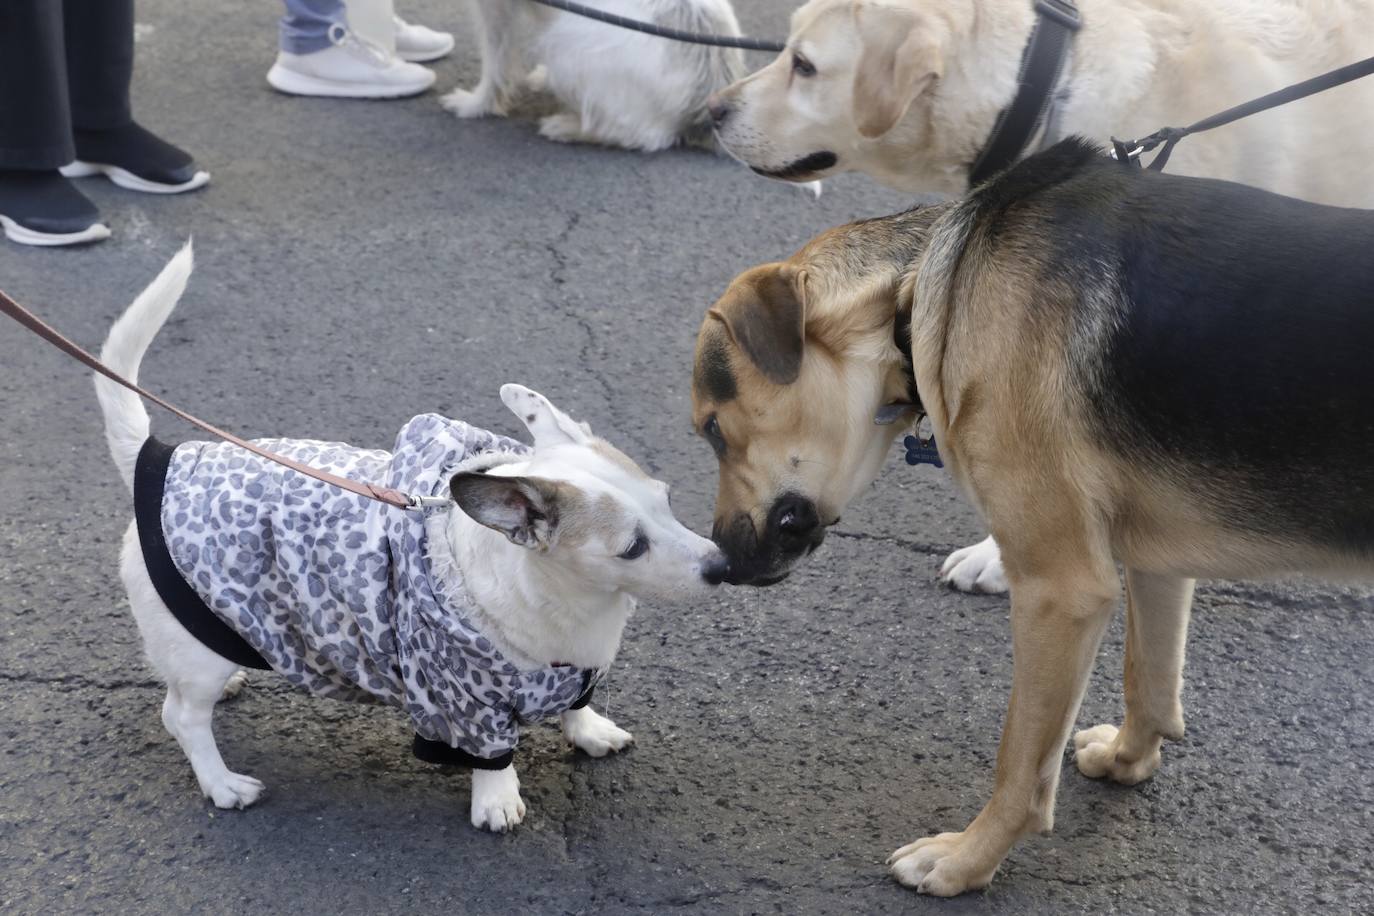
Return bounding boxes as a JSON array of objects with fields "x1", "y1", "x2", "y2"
[
  {"x1": 889, "y1": 563, "x2": 1119, "y2": 896},
  {"x1": 1074, "y1": 570, "x2": 1193, "y2": 785}
]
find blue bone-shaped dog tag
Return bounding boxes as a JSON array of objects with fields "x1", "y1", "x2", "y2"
[{"x1": 903, "y1": 434, "x2": 943, "y2": 468}]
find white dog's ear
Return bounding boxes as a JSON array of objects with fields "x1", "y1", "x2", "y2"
[
  {"x1": 500, "y1": 383, "x2": 592, "y2": 447},
  {"x1": 851, "y1": 4, "x2": 944, "y2": 140},
  {"x1": 451, "y1": 471, "x2": 571, "y2": 549}
]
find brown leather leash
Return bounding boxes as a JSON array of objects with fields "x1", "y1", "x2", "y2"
[{"x1": 0, "y1": 286, "x2": 441, "y2": 511}]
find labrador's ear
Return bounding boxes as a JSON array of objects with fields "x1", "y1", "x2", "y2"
[
  {"x1": 851, "y1": 3, "x2": 944, "y2": 140},
  {"x1": 500, "y1": 383, "x2": 593, "y2": 447},
  {"x1": 450, "y1": 472, "x2": 572, "y2": 549},
  {"x1": 705, "y1": 263, "x2": 805, "y2": 385}
]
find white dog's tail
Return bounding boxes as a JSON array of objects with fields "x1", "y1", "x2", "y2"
[{"x1": 94, "y1": 240, "x2": 194, "y2": 492}]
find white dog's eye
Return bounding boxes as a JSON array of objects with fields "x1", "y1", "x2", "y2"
[
  {"x1": 792, "y1": 53, "x2": 816, "y2": 78},
  {"x1": 618, "y1": 532, "x2": 650, "y2": 560}
]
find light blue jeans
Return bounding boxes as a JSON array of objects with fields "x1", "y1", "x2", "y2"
[{"x1": 279, "y1": 0, "x2": 346, "y2": 54}]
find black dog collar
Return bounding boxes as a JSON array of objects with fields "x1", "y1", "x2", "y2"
[{"x1": 968, "y1": 0, "x2": 1081, "y2": 186}]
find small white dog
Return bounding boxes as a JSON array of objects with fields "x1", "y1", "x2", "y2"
[
  {"x1": 95, "y1": 244, "x2": 727, "y2": 831},
  {"x1": 442, "y1": 0, "x2": 745, "y2": 151}
]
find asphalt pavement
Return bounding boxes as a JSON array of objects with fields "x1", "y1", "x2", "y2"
[{"x1": 3, "y1": 2, "x2": 1373, "y2": 913}]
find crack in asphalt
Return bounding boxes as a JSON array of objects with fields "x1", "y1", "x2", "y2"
[
  {"x1": 829, "y1": 530, "x2": 1374, "y2": 610},
  {"x1": 830, "y1": 529, "x2": 959, "y2": 558},
  {"x1": 541, "y1": 209, "x2": 660, "y2": 474},
  {"x1": 0, "y1": 670, "x2": 161, "y2": 691}
]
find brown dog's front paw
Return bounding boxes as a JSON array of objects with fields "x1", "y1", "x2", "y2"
[
  {"x1": 887, "y1": 830, "x2": 1001, "y2": 896},
  {"x1": 1073, "y1": 723, "x2": 1161, "y2": 786}
]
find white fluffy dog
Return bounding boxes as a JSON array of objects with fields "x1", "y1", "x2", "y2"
[{"x1": 442, "y1": 0, "x2": 745, "y2": 151}]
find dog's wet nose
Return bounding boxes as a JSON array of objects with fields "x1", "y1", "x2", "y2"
[
  {"x1": 700, "y1": 552, "x2": 730, "y2": 586},
  {"x1": 773, "y1": 495, "x2": 819, "y2": 551},
  {"x1": 707, "y1": 95, "x2": 729, "y2": 127}
]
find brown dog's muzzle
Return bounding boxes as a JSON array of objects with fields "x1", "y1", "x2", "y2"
[{"x1": 712, "y1": 492, "x2": 826, "y2": 586}]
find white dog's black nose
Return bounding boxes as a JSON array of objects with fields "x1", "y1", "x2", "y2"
[
  {"x1": 701, "y1": 552, "x2": 730, "y2": 585},
  {"x1": 707, "y1": 95, "x2": 729, "y2": 127}
]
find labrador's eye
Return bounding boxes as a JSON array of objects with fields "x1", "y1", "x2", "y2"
[
  {"x1": 619, "y1": 533, "x2": 649, "y2": 560},
  {"x1": 792, "y1": 53, "x2": 816, "y2": 78}
]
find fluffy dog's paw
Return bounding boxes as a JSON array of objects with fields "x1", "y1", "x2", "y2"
[
  {"x1": 203, "y1": 772, "x2": 265, "y2": 810},
  {"x1": 538, "y1": 113, "x2": 584, "y2": 144},
  {"x1": 888, "y1": 831, "x2": 999, "y2": 897},
  {"x1": 470, "y1": 767, "x2": 526, "y2": 832},
  {"x1": 562, "y1": 707, "x2": 634, "y2": 758},
  {"x1": 940, "y1": 536, "x2": 1009, "y2": 594},
  {"x1": 441, "y1": 87, "x2": 502, "y2": 119},
  {"x1": 1074, "y1": 723, "x2": 1161, "y2": 785},
  {"x1": 220, "y1": 669, "x2": 249, "y2": 700}
]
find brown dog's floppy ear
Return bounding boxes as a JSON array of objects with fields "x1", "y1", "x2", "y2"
[
  {"x1": 450, "y1": 472, "x2": 568, "y2": 549},
  {"x1": 851, "y1": 3, "x2": 943, "y2": 140},
  {"x1": 707, "y1": 264, "x2": 805, "y2": 385}
]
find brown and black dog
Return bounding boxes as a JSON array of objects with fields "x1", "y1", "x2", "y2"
[{"x1": 692, "y1": 138, "x2": 1374, "y2": 895}]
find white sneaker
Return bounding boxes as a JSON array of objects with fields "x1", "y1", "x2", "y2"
[
  {"x1": 267, "y1": 24, "x2": 435, "y2": 99},
  {"x1": 394, "y1": 15, "x2": 455, "y2": 63}
]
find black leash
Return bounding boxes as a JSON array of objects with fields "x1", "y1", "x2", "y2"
[
  {"x1": 525, "y1": 0, "x2": 785, "y2": 52},
  {"x1": 1113, "y1": 53, "x2": 1374, "y2": 171}
]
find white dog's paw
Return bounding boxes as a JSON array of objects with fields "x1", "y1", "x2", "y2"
[
  {"x1": 538, "y1": 113, "x2": 585, "y2": 144},
  {"x1": 441, "y1": 87, "x2": 502, "y2": 119},
  {"x1": 470, "y1": 766, "x2": 526, "y2": 832},
  {"x1": 888, "y1": 830, "x2": 1000, "y2": 897},
  {"x1": 562, "y1": 706, "x2": 633, "y2": 758},
  {"x1": 220, "y1": 669, "x2": 249, "y2": 700},
  {"x1": 1073, "y1": 723, "x2": 1161, "y2": 785},
  {"x1": 203, "y1": 771, "x2": 265, "y2": 810},
  {"x1": 940, "y1": 535, "x2": 1010, "y2": 594}
]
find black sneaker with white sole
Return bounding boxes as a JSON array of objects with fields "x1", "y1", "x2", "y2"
[
  {"x1": 0, "y1": 170, "x2": 111, "y2": 247},
  {"x1": 62, "y1": 122, "x2": 210, "y2": 194}
]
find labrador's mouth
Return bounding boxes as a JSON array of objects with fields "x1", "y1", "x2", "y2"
[{"x1": 751, "y1": 151, "x2": 838, "y2": 181}]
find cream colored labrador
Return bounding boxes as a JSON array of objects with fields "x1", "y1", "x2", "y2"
[{"x1": 710, "y1": 0, "x2": 1374, "y2": 593}]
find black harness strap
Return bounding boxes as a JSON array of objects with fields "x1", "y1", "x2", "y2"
[
  {"x1": 968, "y1": 0, "x2": 1081, "y2": 186},
  {"x1": 1113, "y1": 53, "x2": 1374, "y2": 171},
  {"x1": 133, "y1": 437, "x2": 271, "y2": 671}
]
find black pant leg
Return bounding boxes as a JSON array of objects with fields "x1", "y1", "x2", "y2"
[
  {"x1": 64, "y1": 0, "x2": 134, "y2": 131},
  {"x1": 0, "y1": 0, "x2": 75, "y2": 170}
]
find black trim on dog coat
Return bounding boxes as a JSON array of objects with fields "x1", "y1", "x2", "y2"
[{"x1": 134, "y1": 436, "x2": 272, "y2": 670}]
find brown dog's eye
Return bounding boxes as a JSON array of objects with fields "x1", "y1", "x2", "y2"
[
  {"x1": 702, "y1": 416, "x2": 726, "y2": 456},
  {"x1": 792, "y1": 53, "x2": 816, "y2": 78}
]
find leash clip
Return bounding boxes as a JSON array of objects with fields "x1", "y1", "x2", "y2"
[{"x1": 1109, "y1": 137, "x2": 1143, "y2": 166}]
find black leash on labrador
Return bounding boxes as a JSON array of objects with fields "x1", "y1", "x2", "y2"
[
  {"x1": 1112, "y1": 53, "x2": 1374, "y2": 171},
  {"x1": 524, "y1": 0, "x2": 785, "y2": 52}
]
